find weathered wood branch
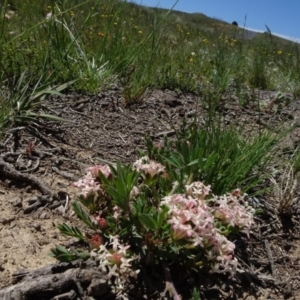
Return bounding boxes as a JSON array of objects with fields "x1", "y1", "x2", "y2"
[{"x1": 0, "y1": 265, "x2": 108, "y2": 300}]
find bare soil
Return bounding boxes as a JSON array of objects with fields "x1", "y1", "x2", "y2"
[{"x1": 1, "y1": 85, "x2": 300, "y2": 299}]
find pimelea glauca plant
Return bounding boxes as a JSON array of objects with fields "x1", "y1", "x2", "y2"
[{"x1": 51, "y1": 139, "x2": 256, "y2": 298}]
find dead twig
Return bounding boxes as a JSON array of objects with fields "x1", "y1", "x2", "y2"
[
  {"x1": 264, "y1": 239, "x2": 277, "y2": 279},
  {"x1": 5, "y1": 127, "x2": 26, "y2": 134},
  {"x1": 0, "y1": 153, "x2": 57, "y2": 199},
  {"x1": 118, "y1": 133, "x2": 126, "y2": 144},
  {"x1": 20, "y1": 158, "x2": 40, "y2": 173},
  {"x1": 52, "y1": 166, "x2": 79, "y2": 181},
  {"x1": 152, "y1": 130, "x2": 175, "y2": 138}
]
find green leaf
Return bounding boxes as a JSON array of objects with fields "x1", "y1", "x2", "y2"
[
  {"x1": 71, "y1": 248, "x2": 90, "y2": 260},
  {"x1": 187, "y1": 159, "x2": 198, "y2": 167},
  {"x1": 57, "y1": 223, "x2": 85, "y2": 240},
  {"x1": 157, "y1": 206, "x2": 168, "y2": 229},
  {"x1": 72, "y1": 201, "x2": 96, "y2": 230},
  {"x1": 102, "y1": 162, "x2": 140, "y2": 212},
  {"x1": 53, "y1": 79, "x2": 77, "y2": 92},
  {"x1": 139, "y1": 213, "x2": 157, "y2": 230},
  {"x1": 49, "y1": 245, "x2": 74, "y2": 262},
  {"x1": 49, "y1": 245, "x2": 90, "y2": 262},
  {"x1": 164, "y1": 155, "x2": 182, "y2": 169}
]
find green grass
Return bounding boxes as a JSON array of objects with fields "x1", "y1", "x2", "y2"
[
  {"x1": 0, "y1": 0, "x2": 298, "y2": 193},
  {"x1": 145, "y1": 118, "x2": 282, "y2": 196},
  {"x1": 1, "y1": 0, "x2": 300, "y2": 95}
]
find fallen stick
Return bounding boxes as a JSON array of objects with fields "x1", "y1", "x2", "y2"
[
  {"x1": 0, "y1": 153, "x2": 57, "y2": 199},
  {"x1": 264, "y1": 239, "x2": 277, "y2": 278},
  {"x1": 0, "y1": 268, "x2": 108, "y2": 300}
]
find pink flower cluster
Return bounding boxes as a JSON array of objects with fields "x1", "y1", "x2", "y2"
[
  {"x1": 86, "y1": 164, "x2": 111, "y2": 179},
  {"x1": 72, "y1": 172, "x2": 100, "y2": 199},
  {"x1": 72, "y1": 164, "x2": 111, "y2": 199},
  {"x1": 160, "y1": 182, "x2": 254, "y2": 274},
  {"x1": 212, "y1": 191, "x2": 255, "y2": 237},
  {"x1": 133, "y1": 156, "x2": 165, "y2": 178},
  {"x1": 161, "y1": 193, "x2": 236, "y2": 273}
]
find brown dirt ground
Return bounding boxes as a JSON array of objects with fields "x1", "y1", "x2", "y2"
[{"x1": 1, "y1": 85, "x2": 300, "y2": 299}]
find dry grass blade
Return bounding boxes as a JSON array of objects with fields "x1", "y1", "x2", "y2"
[{"x1": 270, "y1": 164, "x2": 298, "y2": 214}]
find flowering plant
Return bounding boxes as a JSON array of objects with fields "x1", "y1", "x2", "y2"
[{"x1": 52, "y1": 153, "x2": 254, "y2": 298}]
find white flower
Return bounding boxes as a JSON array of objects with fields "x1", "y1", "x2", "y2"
[
  {"x1": 46, "y1": 12, "x2": 52, "y2": 20},
  {"x1": 185, "y1": 181, "x2": 211, "y2": 201},
  {"x1": 95, "y1": 235, "x2": 139, "y2": 283}
]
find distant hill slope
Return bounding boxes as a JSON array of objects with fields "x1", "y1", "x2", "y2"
[
  {"x1": 131, "y1": 2, "x2": 297, "y2": 44},
  {"x1": 238, "y1": 28, "x2": 260, "y2": 39}
]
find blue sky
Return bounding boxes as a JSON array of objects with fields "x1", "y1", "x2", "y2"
[{"x1": 128, "y1": 0, "x2": 300, "y2": 41}]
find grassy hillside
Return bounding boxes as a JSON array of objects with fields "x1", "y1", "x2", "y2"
[
  {"x1": 1, "y1": 0, "x2": 300, "y2": 131},
  {"x1": 1, "y1": 0, "x2": 300, "y2": 94}
]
